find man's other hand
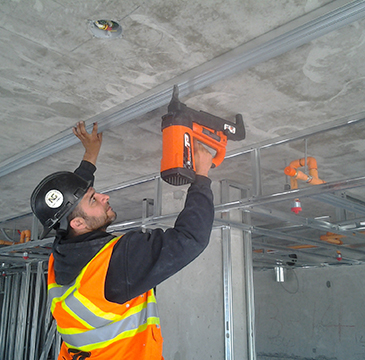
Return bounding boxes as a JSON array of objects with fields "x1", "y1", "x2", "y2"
[{"x1": 73, "y1": 121, "x2": 103, "y2": 166}]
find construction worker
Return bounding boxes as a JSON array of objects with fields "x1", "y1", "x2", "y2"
[{"x1": 30, "y1": 121, "x2": 214, "y2": 360}]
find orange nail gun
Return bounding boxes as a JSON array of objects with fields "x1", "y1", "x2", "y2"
[{"x1": 160, "y1": 85, "x2": 246, "y2": 186}]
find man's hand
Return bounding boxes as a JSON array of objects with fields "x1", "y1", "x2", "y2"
[
  {"x1": 73, "y1": 121, "x2": 103, "y2": 166},
  {"x1": 194, "y1": 141, "x2": 213, "y2": 177}
]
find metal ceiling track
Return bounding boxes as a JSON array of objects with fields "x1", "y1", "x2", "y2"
[{"x1": 0, "y1": 0, "x2": 364, "y2": 178}]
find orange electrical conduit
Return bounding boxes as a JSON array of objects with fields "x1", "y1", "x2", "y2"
[
  {"x1": 287, "y1": 232, "x2": 344, "y2": 249},
  {"x1": 0, "y1": 229, "x2": 31, "y2": 246},
  {"x1": 19, "y1": 229, "x2": 31, "y2": 243},
  {"x1": 319, "y1": 232, "x2": 345, "y2": 245},
  {"x1": 284, "y1": 156, "x2": 325, "y2": 190}
]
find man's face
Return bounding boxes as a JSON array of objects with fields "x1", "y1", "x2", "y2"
[{"x1": 77, "y1": 187, "x2": 117, "y2": 232}]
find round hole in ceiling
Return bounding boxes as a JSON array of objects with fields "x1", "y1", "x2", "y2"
[{"x1": 88, "y1": 20, "x2": 122, "y2": 39}]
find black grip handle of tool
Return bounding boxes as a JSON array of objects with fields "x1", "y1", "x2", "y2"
[
  {"x1": 167, "y1": 85, "x2": 245, "y2": 141},
  {"x1": 196, "y1": 111, "x2": 245, "y2": 141}
]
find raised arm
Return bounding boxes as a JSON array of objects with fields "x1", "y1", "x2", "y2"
[
  {"x1": 72, "y1": 121, "x2": 103, "y2": 184},
  {"x1": 73, "y1": 121, "x2": 103, "y2": 166},
  {"x1": 105, "y1": 141, "x2": 215, "y2": 303}
]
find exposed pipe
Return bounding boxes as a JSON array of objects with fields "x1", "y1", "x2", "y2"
[
  {"x1": 0, "y1": 230, "x2": 31, "y2": 246},
  {"x1": 319, "y1": 231, "x2": 345, "y2": 245},
  {"x1": 288, "y1": 244, "x2": 317, "y2": 249},
  {"x1": 288, "y1": 232, "x2": 344, "y2": 249},
  {"x1": 19, "y1": 230, "x2": 31, "y2": 243},
  {"x1": 284, "y1": 156, "x2": 326, "y2": 190},
  {"x1": 0, "y1": 240, "x2": 15, "y2": 246}
]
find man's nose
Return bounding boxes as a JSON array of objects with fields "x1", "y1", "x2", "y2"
[{"x1": 97, "y1": 193, "x2": 109, "y2": 203}]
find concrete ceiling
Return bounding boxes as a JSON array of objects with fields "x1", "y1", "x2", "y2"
[{"x1": 1, "y1": 0, "x2": 365, "y2": 268}]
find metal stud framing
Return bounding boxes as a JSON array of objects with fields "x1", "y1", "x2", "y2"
[
  {"x1": 221, "y1": 180, "x2": 256, "y2": 360},
  {"x1": 0, "y1": 262, "x2": 57, "y2": 360}
]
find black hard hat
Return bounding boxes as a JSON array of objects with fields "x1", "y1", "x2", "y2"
[{"x1": 30, "y1": 172, "x2": 92, "y2": 239}]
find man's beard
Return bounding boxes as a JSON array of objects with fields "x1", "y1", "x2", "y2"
[{"x1": 84, "y1": 210, "x2": 117, "y2": 232}]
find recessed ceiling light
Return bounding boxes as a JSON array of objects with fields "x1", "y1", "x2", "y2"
[{"x1": 88, "y1": 20, "x2": 122, "y2": 39}]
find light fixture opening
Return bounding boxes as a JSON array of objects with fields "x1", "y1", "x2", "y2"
[{"x1": 89, "y1": 20, "x2": 122, "y2": 39}]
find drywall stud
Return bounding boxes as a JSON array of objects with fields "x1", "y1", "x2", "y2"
[
  {"x1": 142, "y1": 198, "x2": 154, "y2": 232},
  {"x1": 15, "y1": 263, "x2": 31, "y2": 360},
  {"x1": 54, "y1": 331, "x2": 62, "y2": 359},
  {"x1": 42, "y1": 285, "x2": 53, "y2": 356},
  {"x1": 39, "y1": 319, "x2": 57, "y2": 360},
  {"x1": 221, "y1": 179, "x2": 255, "y2": 360},
  {"x1": 7, "y1": 272, "x2": 21, "y2": 359},
  {"x1": 142, "y1": 177, "x2": 162, "y2": 229},
  {"x1": 142, "y1": 198, "x2": 154, "y2": 219},
  {"x1": 0, "y1": 275, "x2": 11, "y2": 359},
  {"x1": 222, "y1": 225, "x2": 234, "y2": 360},
  {"x1": 251, "y1": 148, "x2": 263, "y2": 197},
  {"x1": 154, "y1": 176, "x2": 163, "y2": 217},
  {"x1": 32, "y1": 214, "x2": 40, "y2": 240},
  {"x1": 221, "y1": 180, "x2": 234, "y2": 360},
  {"x1": 29, "y1": 261, "x2": 44, "y2": 360},
  {"x1": 24, "y1": 273, "x2": 35, "y2": 360},
  {"x1": 335, "y1": 192, "x2": 348, "y2": 222},
  {"x1": 243, "y1": 212, "x2": 256, "y2": 360}
]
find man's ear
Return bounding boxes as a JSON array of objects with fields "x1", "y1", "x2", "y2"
[{"x1": 69, "y1": 217, "x2": 87, "y2": 233}]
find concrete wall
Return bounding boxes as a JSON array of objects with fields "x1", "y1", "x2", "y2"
[
  {"x1": 158, "y1": 228, "x2": 225, "y2": 360},
  {"x1": 254, "y1": 264, "x2": 365, "y2": 360},
  {"x1": 158, "y1": 227, "x2": 365, "y2": 360},
  {"x1": 155, "y1": 182, "x2": 365, "y2": 360}
]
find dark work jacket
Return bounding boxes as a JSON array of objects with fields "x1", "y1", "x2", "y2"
[{"x1": 51, "y1": 160, "x2": 214, "y2": 304}]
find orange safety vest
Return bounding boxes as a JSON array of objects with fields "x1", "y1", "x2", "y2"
[{"x1": 48, "y1": 236, "x2": 164, "y2": 360}]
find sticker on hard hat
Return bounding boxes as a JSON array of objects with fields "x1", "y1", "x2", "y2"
[{"x1": 45, "y1": 190, "x2": 64, "y2": 208}]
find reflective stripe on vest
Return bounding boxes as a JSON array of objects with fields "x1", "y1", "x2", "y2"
[
  {"x1": 60, "y1": 296, "x2": 159, "y2": 350},
  {"x1": 48, "y1": 237, "x2": 160, "y2": 352}
]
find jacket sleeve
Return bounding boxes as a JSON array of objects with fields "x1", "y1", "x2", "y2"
[
  {"x1": 105, "y1": 175, "x2": 214, "y2": 304},
  {"x1": 74, "y1": 160, "x2": 96, "y2": 185}
]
